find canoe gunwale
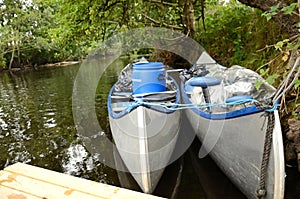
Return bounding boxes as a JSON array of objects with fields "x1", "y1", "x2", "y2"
[
  {"x1": 272, "y1": 110, "x2": 285, "y2": 199},
  {"x1": 180, "y1": 78, "x2": 267, "y2": 120}
]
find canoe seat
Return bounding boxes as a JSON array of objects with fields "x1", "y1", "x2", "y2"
[
  {"x1": 111, "y1": 92, "x2": 132, "y2": 99},
  {"x1": 133, "y1": 90, "x2": 177, "y2": 102},
  {"x1": 186, "y1": 77, "x2": 221, "y2": 112},
  {"x1": 187, "y1": 76, "x2": 221, "y2": 88},
  {"x1": 225, "y1": 95, "x2": 253, "y2": 103}
]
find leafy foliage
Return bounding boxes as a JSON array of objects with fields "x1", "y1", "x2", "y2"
[
  {"x1": 0, "y1": 0, "x2": 298, "y2": 73},
  {"x1": 254, "y1": 68, "x2": 279, "y2": 90},
  {"x1": 294, "y1": 79, "x2": 300, "y2": 89},
  {"x1": 0, "y1": 0, "x2": 60, "y2": 68},
  {"x1": 195, "y1": 1, "x2": 286, "y2": 68},
  {"x1": 261, "y1": 2, "x2": 299, "y2": 21},
  {"x1": 281, "y1": 3, "x2": 298, "y2": 15},
  {"x1": 51, "y1": 0, "x2": 195, "y2": 59},
  {"x1": 261, "y1": 3, "x2": 280, "y2": 21}
]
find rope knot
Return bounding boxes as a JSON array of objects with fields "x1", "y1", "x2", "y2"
[
  {"x1": 256, "y1": 189, "x2": 266, "y2": 198},
  {"x1": 127, "y1": 98, "x2": 144, "y2": 112},
  {"x1": 255, "y1": 99, "x2": 278, "y2": 112}
]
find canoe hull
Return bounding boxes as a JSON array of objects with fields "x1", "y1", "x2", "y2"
[
  {"x1": 185, "y1": 108, "x2": 285, "y2": 199},
  {"x1": 109, "y1": 106, "x2": 180, "y2": 193}
]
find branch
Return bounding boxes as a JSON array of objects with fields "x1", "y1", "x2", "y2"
[
  {"x1": 237, "y1": 0, "x2": 298, "y2": 36},
  {"x1": 237, "y1": 0, "x2": 280, "y2": 12},
  {"x1": 254, "y1": 54, "x2": 281, "y2": 72},
  {"x1": 257, "y1": 34, "x2": 299, "y2": 53},
  {"x1": 146, "y1": 0, "x2": 178, "y2": 6},
  {"x1": 104, "y1": 1, "x2": 122, "y2": 11},
  {"x1": 142, "y1": 13, "x2": 183, "y2": 30}
]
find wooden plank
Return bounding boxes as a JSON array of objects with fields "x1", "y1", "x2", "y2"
[
  {"x1": 0, "y1": 170, "x2": 103, "y2": 199},
  {"x1": 0, "y1": 163, "x2": 165, "y2": 199},
  {"x1": 0, "y1": 185, "x2": 41, "y2": 199}
]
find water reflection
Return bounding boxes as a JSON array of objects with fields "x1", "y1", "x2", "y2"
[{"x1": 0, "y1": 61, "x2": 123, "y2": 185}]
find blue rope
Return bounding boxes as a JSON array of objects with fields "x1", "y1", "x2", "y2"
[
  {"x1": 127, "y1": 98, "x2": 144, "y2": 112},
  {"x1": 265, "y1": 103, "x2": 280, "y2": 113},
  {"x1": 125, "y1": 98, "x2": 278, "y2": 113}
]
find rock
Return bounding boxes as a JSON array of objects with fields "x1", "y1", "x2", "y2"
[
  {"x1": 286, "y1": 142, "x2": 297, "y2": 161},
  {"x1": 288, "y1": 118, "x2": 300, "y2": 131},
  {"x1": 287, "y1": 130, "x2": 296, "y2": 141},
  {"x1": 286, "y1": 118, "x2": 300, "y2": 171}
]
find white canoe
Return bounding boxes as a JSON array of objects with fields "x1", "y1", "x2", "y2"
[
  {"x1": 180, "y1": 52, "x2": 285, "y2": 199},
  {"x1": 108, "y1": 75, "x2": 181, "y2": 194}
]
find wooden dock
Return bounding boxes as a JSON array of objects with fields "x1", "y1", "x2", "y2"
[{"x1": 0, "y1": 163, "x2": 165, "y2": 199}]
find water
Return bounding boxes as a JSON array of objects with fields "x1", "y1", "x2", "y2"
[
  {"x1": 0, "y1": 63, "x2": 119, "y2": 185},
  {"x1": 0, "y1": 60, "x2": 299, "y2": 198}
]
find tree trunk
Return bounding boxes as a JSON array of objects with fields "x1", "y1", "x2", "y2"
[
  {"x1": 237, "y1": 0, "x2": 299, "y2": 36},
  {"x1": 181, "y1": 0, "x2": 196, "y2": 38},
  {"x1": 18, "y1": 45, "x2": 23, "y2": 69},
  {"x1": 9, "y1": 46, "x2": 15, "y2": 70}
]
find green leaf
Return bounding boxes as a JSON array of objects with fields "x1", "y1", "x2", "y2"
[
  {"x1": 281, "y1": 3, "x2": 298, "y2": 15},
  {"x1": 259, "y1": 68, "x2": 269, "y2": 77},
  {"x1": 270, "y1": 4, "x2": 280, "y2": 13},
  {"x1": 254, "y1": 80, "x2": 264, "y2": 90},
  {"x1": 261, "y1": 12, "x2": 273, "y2": 21},
  {"x1": 274, "y1": 39, "x2": 289, "y2": 50},
  {"x1": 262, "y1": 4, "x2": 280, "y2": 21},
  {"x1": 266, "y1": 74, "x2": 279, "y2": 85},
  {"x1": 294, "y1": 79, "x2": 300, "y2": 89}
]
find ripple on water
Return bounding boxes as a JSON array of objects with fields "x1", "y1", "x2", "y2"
[
  {"x1": 44, "y1": 118, "x2": 57, "y2": 128},
  {"x1": 62, "y1": 144, "x2": 91, "y2": 175}
]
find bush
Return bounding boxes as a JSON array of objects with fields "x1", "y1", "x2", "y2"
[{"x1": 195, "y1": 1, "x2": 286, "y2": 69}]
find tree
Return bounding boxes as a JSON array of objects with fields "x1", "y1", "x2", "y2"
[
  {"x1": 49, "y1": 0, "x2": 204, "y2": 64},
  {"x1": 0, "y1": 0, "x2": 58, "y2": 69}
]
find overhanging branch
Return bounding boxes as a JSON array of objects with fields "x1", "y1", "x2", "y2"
[
  {"x1": 142, "y1": 13, "x2": 184, "y2": 30},
  {"x1": 237, "y1": 0, "x2": 299, "y2": 36},
  {"x1": 146, "y1": 0, "x2": 178, "y2": 7}
]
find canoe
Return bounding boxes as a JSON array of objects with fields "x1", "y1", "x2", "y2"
[
  {"x1": 107, "y1": 61, "x2": 181, "y2": 194},
  {"x1": 180, "y1": 51, "x2": 285, "y2": 199},
  {"x1": 113, "y1": 147, "x2": 184, "y2": 198}
]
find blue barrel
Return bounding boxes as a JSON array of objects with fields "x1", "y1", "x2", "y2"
[{"x1": 132, "y1": 62, "x2": 166, "y2": 94}]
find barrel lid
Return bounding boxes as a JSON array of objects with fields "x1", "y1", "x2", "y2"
[
  {"x1": 188, "y1": 76, "x2": 221, "y2": 88},
  {"x1": 133, "y1": 62, "x2": 164, "y2": 70}
]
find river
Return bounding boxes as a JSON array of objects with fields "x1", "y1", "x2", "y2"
[{"x1": 0, "y1": 60, "x2": 299, "y2": 198}]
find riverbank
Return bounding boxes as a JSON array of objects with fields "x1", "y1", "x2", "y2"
[
  {"x1": 39, "y1": 61, "x2": 81, "y2": 68},
  {"x1": 0, "y1": 61, "x2": 81, "y2": 72}
]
